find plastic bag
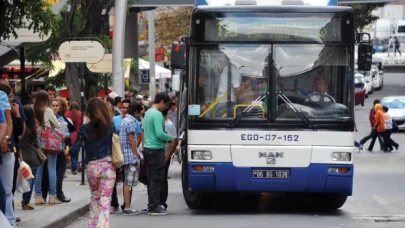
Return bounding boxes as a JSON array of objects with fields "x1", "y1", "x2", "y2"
[
  {"x1": 20, "y1": 161, "x2": 34, "y2": 180},
  {"x1": 16, "y1": 168, "x2": 31, "y2": 194},
  {"x1": 0, "y1": 211, "x2": 12, "y2": 228}
]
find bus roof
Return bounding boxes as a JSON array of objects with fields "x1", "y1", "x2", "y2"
[{"x1": 194, "y1": 0, "x2": 338, "y2": 7}]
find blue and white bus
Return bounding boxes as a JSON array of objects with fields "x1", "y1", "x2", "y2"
[{"x1": 172, "y1": 0, "x2": 371, "y2": 210}]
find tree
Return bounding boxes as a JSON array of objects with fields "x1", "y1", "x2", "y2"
[
  {"x1": 25, "y1": 0, "x2": 114, "y2": 106},
  {"x1": 0, "y1": 0, "x2": 55, "y2": 41},
  {"x1": 347, "y1": 3, "x2": 386, "y2": 32},
  {"x1": 141, "y1": 7, "x2": 193, "y2": 48}
]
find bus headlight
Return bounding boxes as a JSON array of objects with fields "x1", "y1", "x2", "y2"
[
  {"x1": 330, "y1": 152, "x2": 351, "y2": 162},
  {"x1": 191, "y1": 151, "x2": 212, "y2": 160}
]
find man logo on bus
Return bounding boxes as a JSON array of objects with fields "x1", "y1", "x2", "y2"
[
  {"x1": 258, "y1": 152, "x2": 284, "y2": 158},
  {"x1": 258, "y1": 152, "x2": 284, "y2": 165}
]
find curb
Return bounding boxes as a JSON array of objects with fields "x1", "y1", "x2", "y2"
[{"x1": 44, "y1": 203, "x2": 89, "y2": 228}]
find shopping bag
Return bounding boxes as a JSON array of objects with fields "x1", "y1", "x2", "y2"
[
  {"x1": 16, "y1": 169, "x2": 31, "y2": 194},
  {"x1": 20, "y1": 161, "x2": 34, "y2": 180},
  {"x1": 0, "y1": 211, "x2": 12, "y2": 228},
  {"x1": 112, "y1": 133, "x2": 124, "y2": 168}
]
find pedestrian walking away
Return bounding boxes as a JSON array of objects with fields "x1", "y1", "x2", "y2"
[
  {"x1": 142, "y1": 93, "x2": 176, "y2": 216},
  {"x1": 70, "y1": 98, "x2": 116, "y2": 228}
]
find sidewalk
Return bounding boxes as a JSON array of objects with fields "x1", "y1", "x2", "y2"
[
  {"x1": 15, "y1": 173, "x2": 90, "y2": 228},
  {"x1": 14, "y1": 161, "x2": 182, "y2": 228}
]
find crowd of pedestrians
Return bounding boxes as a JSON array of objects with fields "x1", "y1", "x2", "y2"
[
  {"x1": 67, "y1": 91, "x2": 179, "y2": 227},
  {"x1": 0, "y1": 79, "x2": 180, "y2": 227},
  {"x1": 0, "y1": 84, "x2": 81, "y2": 228},
  {"x1": 359, "y1": 99, "x2": 400, "y2": 152}
]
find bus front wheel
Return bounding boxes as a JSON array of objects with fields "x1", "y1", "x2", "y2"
[
  {"x1": 311, "y1": 193, "x2": 347, "y2": 209},
  {"x1": 181, "y1": 159, "x2": 213, "y2": 210}
]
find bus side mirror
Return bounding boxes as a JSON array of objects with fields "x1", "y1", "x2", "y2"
[
  {"x1": 358, "y1": 44, "x2": 372, "y2": 71},
  {"x1": 170, "y1": 42, "x2": 186, "y2": 70}
]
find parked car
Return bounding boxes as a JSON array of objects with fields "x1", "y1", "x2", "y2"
[
  {"x1": 371, "y1": 64, "x2": 383, "y2": 90},
  {"x1": 373, "y1": 39, "x2": 389, "y2": 53},
  {"x1": 354, "y1": 76, "x2": 366, "y2": 107},
  {"x1": 381, "y1": 96, "x2": 405, "y2": 129}
]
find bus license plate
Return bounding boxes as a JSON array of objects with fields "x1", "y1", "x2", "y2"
[{"x1": 253, "y1": 170, "x2": 290, "y2": 179}]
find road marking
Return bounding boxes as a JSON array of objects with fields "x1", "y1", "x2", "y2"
[{"x1": 372, "y1": 195, "x2": 390, "y2": 205}]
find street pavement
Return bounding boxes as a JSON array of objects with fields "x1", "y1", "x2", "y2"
[{"x1": 21, "y1": 72, "x2": 405, "y2": 228}]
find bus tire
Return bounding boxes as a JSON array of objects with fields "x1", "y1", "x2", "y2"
[
  {"x1": 311, "y1": 193, "x2": 347, "y2": 209},
  {"x1": 181, "y1": 156, "x2": 213, "y2": 210}
]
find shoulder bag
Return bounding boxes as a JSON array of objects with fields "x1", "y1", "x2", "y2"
[
  {"x1": 37, "y1": 120, "x2": 63, "y2": 155},
  {"x1": 21, "y1": 140, "x2": 47, "y2": 166},
  {"x1": 112, "y1": 133, "x2": 124, "y2": 168}
]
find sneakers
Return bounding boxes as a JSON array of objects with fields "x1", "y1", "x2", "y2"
[
  {"x1": 148, "y1": 207, "x2": 168, "y2": 216},
  {"x1": 122, "y1": 208, "x2": 140, "y2": 215},
  {"x1": 34, "y1": 195, "x2": 46, "y2": 205},
  {"x1": 48, "y1": 195, "x2": 62, "y2": 205},
  {"x1": 141, "y1": 208, "x2": 148, "y2": 214}
]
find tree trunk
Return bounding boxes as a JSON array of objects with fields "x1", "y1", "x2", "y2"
[{"x1": 65, "y1": 63, "x2": 82, "y2": 107}]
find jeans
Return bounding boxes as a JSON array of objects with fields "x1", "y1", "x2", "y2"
[
  {"x1": 87, "y1": 160, "x2": 116, "y2": 228},
  {"x1": 41, "y1": 152, "x2": 67, "y2": 199},
  {"x1": 394, "y1": 47, "x2": 402, "y2": 56},
  {"x1": 160, "y1": 158, "x2": 171, "y2": 209},
  {"x1": 143, "y1": 148, "x2": 165, "y2": 211},
  {"x1": 0, "y1": 176, "x2": 6, "y2": 214},
  {"x1": 71, "y1": 154, "x2": 79, "y2": 172},
  {"x1": 360, "y1": 128, "x2": 385, "y2": 151},
  {"x1": 35, "y1": 154, "x2": 57, "y2": 196},
  {"x1": 22, "y1": 166, "x2": 38, "y2": 205},
  {"x1": 384, "y1": 129, "x2": 399, "y2": 151},
  {"x1": 0, "y1": 152, "x2": 16, "y2": 226}
]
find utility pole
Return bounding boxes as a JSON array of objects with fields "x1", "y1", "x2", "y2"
[
  {"x1": 112, "y1": 0, "x2": 128, "y2": 97},
  {"x1": 148, "y1": 10, "x2": 156, "y2": 100}
]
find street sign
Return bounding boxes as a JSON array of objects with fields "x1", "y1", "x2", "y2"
[
  {"x1": 59, "y1": 40, "x2": 105, "y2": 63},
  {"x1": 141, "y1": 69, "x2": 150, "y2": 84}
]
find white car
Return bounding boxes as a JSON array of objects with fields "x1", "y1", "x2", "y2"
[
  {"x1": 355, "y1": 72, "x2": 371, "y2": 97},
  {"x1": 381, "y1": 96, "x2": 405, "y2": 129},
  {"x1": 371, "y1": 64, "x2": 383, "y2": 90}
]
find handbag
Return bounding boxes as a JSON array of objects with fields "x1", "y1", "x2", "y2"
[
  {"x1": 112, "y1": 133, "x2": 124, "y2": 168},
  {"x1": 21, "y1": 140, "x2": 47, "y2": 166},
  {"x1": 37, "y1": 121, "x2": 63, "y2": 155}
]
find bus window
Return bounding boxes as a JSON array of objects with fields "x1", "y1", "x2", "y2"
[{"x1": 197, "y1": 45, "x2": 271, "y2": 118}]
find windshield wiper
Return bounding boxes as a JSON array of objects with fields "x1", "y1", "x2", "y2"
[
  {"x1": 226, "y1": 93, "x2": 267, "y2": 129},
  {"x1": 276, "y1": 91, "x2": 318, "y2": 131}
]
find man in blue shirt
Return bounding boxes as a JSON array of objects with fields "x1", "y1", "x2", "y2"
[
  {"x1": 119, "y1": 101, "x2": 143, "y2": 215},
  {"x1": 113, "y1": 99, "x2": 130, "y2": 134}
]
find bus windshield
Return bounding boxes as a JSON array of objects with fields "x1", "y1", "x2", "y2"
[{"x1": 188, "y1": 10, "x2": 353, "y2": 129}]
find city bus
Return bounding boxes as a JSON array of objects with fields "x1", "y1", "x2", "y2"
[{"x1": 171, "y1": 0, "x2": 372, "y2": 210}]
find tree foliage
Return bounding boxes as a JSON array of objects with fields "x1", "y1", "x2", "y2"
[
  {"x1": 0, "y1": 0, "x2": 56, "y2": 41},
  {"x1": 141, "y1": 7, "x2": 193, "y2": 48},
  {"x1": 25, "y1": 0, "x2": 114, "y2": 106},
  {"x1": 347, "y1": 3, "x2": 386, "y2": 32}
]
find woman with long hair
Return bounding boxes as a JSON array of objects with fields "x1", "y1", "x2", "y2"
[
  {"x1": 70, "y1": 98, "x2": 116, "y2": 228},
  {"x1": 20, "y1": 105, "x2": 39, "y2": 210},
  {"x1": 40, "y1": 98, "x2": 70, "y2": 203},
  {"x1": 66, "y1": 102, "x2": 82, "y2": 174},
  {"x1": 33, "y1": 91, "x2": 61, "y2": 205}
]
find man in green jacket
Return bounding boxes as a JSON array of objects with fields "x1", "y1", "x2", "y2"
[{"x1": 142, "y1": 92, "x2": 176, "y2": 216}]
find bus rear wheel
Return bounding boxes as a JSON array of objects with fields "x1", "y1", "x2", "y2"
[
  {"x1": 181, "y1": 158, "x2": 213, "y2": 210},
  {"x1": 311, "y1": 193, "x2": 347, "y2": 209}
]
